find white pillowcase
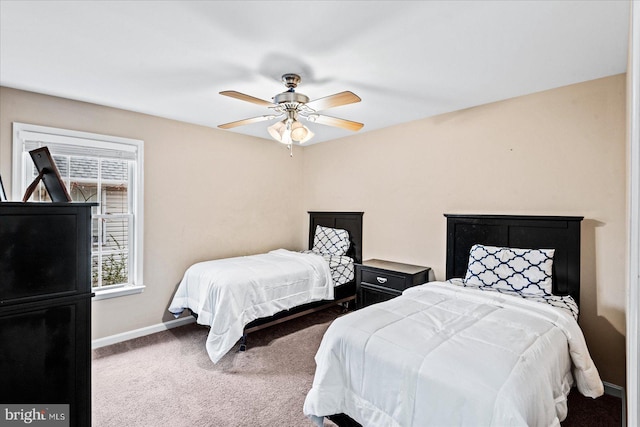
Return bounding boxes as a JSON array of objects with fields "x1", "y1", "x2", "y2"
[
  {"x1": 312, "y1": 225, "x2": 350, "y2": 256},
  {"x1": 463, "y1": 244, "x2": 555, "y2": 296}
]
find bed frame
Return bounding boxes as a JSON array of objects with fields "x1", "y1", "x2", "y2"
[
  {"x1": 328, "y1": 213, "x2": 583, "y2": 427},
  {"x1": 239, "y1": 211, "x2": 364, "y2": 350}
]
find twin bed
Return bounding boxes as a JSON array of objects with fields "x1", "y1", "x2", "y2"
[
  {"x1": 169, "y1": 212, "x2": 604, "y2": 426},
  {"x1": 168, "y1": 211, "x2": 363, "y2": 362},
  {"x1": 304, "y1": 214, "x2": 604, "y2": 427}
]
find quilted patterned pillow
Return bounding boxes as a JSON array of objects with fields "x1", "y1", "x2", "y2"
[
  {"x1": 463, "y1": 244, "x2": 555, "y2": 295},
  {"x1": 312, "y1": 225, "x2": 350, "y2": 256}
]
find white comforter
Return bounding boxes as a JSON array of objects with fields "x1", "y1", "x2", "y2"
[
  {"x1": 304, "y1": 282, "x2": 603, "y2": 427},
  {"x1": 168, "y1": 249, "x2": 334, "y2": 363}
]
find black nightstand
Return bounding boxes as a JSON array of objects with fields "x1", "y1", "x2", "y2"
[{"x1": 356, "y1": 259, "x2": 431, "y2": 308}]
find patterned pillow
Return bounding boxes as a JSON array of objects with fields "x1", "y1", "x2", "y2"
[
  {"x1": 463, "y1": 244, "x2": 555, "y2": 295},
  {"x1": 312, "y1": 225, "x2": 350, "y2": 256}
]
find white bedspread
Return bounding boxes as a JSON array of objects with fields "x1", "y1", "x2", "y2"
[
  {"x1": 304, "y1": 282, "x2": 603, "y2": 427},
  {"x1": 168, "y1": 249, "x2": 334, "y2": 363}
]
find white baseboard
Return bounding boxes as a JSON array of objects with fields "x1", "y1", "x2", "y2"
[
  {"x1": 603, "y1": 381, "x2": 626, "y2": 427},
  {"x1": 604, "y1": 381, "x2": 625, "y2": 398},
  {"x1": 91, "y1": 316, "x2": 196, "y2": 349}
]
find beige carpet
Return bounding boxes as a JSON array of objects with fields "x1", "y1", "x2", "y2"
[{"x1": 92, "y1": 306, "x2": 344, "y2": 427}]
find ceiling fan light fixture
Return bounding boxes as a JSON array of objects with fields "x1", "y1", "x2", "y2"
[
  {"x1": 290, "y1": 121, "x2": 309, "y2": 142},
  {"x1": 268, "y1": 118, "x2": 314, "y2": 144},
  {"x1": 268, "y1": 120, "x2": 294, "y2": 145},
  {"x1": 267, "y1": 120, "x2": 282, "y2": 138},
  {"x1": 296, "y1": 125, "x2": 314, "y2": 144},
  {"x1": 220, "y1": 73, "x2": 362, "y2": 151}
]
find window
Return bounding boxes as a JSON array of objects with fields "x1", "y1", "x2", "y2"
[{"x1": 12, "y1": 123, "x2": 144, "y2": 300}]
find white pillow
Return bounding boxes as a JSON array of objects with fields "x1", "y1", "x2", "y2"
[
  {"x1": 463, "y1": 244, "x2": 555, "y2": 296},
  {"x1": 312, "y1": 225, "x2": 350, "y2": 256}
]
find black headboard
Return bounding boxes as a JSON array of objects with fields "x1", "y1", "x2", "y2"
[
  {"x1": 308, "y1": 212, "x2": 364, "y2": 264},
  {"x1": 445, "y1": 214, "x2": 583, "y2": 305}
]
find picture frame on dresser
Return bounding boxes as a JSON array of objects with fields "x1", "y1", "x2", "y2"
[
  {"x1": 22, "y1": 146, "x2": 72, "y2": 202},
  {"x1": 0, "y1": 174, "x2": 7, "y2": 201}
]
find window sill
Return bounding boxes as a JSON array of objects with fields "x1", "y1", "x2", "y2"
[{"x1": 92, "y1": 284, "x2": 145, "y2": 301}]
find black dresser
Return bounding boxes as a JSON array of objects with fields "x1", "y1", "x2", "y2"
[
  {"x1": 356, "y1": 259, "x2": 431, "y2": 308},
  {"x1": 0, "y1": 202, "x2": 94, "y2": 427}
]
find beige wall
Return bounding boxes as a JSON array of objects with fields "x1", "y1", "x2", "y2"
[
  {"x1": 303, "y1": 74, "x2": 627, "y2": 386},
  {"x1": 0, "y1": 86, "x2": 306, "y2": 339},
  {"x1": 0, "y1": 73, "x2": 627, "y2": 386}
]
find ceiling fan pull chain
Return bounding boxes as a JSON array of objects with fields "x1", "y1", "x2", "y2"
[{"x1": 289, "y1": 144, "x2": 293, "y2": 157}]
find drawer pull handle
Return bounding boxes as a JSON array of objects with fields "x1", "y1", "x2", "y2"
[{"x1": 376, "y1": 277, "x2": 388, "y2": 284}]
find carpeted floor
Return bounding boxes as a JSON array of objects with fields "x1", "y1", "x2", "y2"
[
  {"x1": 563, "y1": 390, "x2": 622, "y2": 427},
  {"x1": 92, "y1": 306, "x2": 344, "y2": 427},
  {"x1": 92, "y1": 306, "x2": 622, "y2": 427}
]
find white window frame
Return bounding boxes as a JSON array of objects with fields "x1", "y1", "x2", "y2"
[{"x1": 12, "y1": 122, "x2": 144, "y2": 300}]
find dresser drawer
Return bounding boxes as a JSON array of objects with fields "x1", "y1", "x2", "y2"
[{"x1": 361, "y1": 270, "x2": 407, "y2": 291}]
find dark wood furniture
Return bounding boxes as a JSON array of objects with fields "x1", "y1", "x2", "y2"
[
  {"x1": 445, "y1": 213, "x2": 583, "y2": 306},
  {"x1": 0, "y1": 202, "x2": 95, "y2": 427},
  {"x1": 240, "y1": 211, "x2": 364, "y2": 347},
  {"x1": 328, "y1": 213, "x2": 583, "y2": 427},
  {"x1": 356, "y1": 259, "x2": 430, "y2": 308},
  {"x1": 308, "y1": 211, "x2": 364, "y2": 268}
]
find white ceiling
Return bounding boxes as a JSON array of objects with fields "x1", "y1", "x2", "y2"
[{"x1": 0, "y1": 1, "x2": 631, "y2": 145}]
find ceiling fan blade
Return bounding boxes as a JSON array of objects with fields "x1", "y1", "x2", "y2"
[
  {"x1": 219, "y1": 90, "x2": 275, "y2": 107},
  {"x1": 218, "y1": 115, "x2": 276, "y2": 129},
  {"x1": 307, "y1": 114, "x2": 364, "y2": 131},
  {"x1": 306, "y1": 91, "x2": 361, "y2": 111}
]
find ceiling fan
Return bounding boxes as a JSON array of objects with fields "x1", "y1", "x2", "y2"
[{"x1": 218, "y1": 73, "x2": 363, "y2": 146}]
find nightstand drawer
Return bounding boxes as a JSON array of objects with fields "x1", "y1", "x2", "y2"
[
  {"x1": 361, "y1": 270, "x2": 406, "y2": 291},
  {"x1": 356, "y1": 259, "x2": 431, "y2": 309}
]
